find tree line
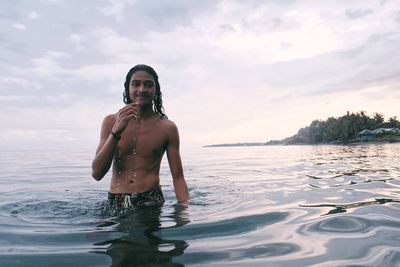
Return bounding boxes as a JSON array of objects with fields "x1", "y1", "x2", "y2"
[{"x1": 284, "y1": 111, "x2": 400, "y2": 144}]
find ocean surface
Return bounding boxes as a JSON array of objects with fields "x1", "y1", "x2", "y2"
[{"x1": 0, "y1": 144, "x2": 400, "y2": 267}]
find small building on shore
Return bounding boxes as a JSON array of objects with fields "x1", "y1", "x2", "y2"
[{"x1": 358, "y1": 128, "x2": 400, "y2": 140}]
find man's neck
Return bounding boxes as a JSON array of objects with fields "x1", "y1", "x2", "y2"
[{"x1": 138, "y1": 105, "x2": 156, "y2": 120}]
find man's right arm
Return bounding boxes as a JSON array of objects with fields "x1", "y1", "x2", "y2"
[
  {"x1": 92, "y1": 104, "x2": 139, "y2": 180},
  {"x1": 91, "y1": 115, "x2": 119, "y2": 180}
]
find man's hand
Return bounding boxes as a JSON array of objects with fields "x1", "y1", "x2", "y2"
[{"x1": 112, "y1": 103, "x2": 141, "y2": 136}]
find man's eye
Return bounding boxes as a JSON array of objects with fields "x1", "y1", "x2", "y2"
[
  {"x1": 144, "y1": 82, "x2": 155, "y2": 88},
  {"x1": 132, "y1": 82, "x2": 140, "y2": 87}
]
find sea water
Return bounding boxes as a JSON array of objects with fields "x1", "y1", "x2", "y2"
[{"x1": 0, "y1": 144, "x2": 399, "y2": 266}]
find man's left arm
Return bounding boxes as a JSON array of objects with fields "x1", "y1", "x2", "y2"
[{"x1": 166, "y1": 122, "x2": 189, "y2": 205}]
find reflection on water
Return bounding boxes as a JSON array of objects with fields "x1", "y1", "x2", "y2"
[
  {"x1": 0, "y1": 144, "x2": 400, "y2": 266},
  {"x1": 92, "y1": 205, "x2": 189, "y2": 267},
  {"x1": 301, "y1": 198, "x2": 400, "y2": 215}
]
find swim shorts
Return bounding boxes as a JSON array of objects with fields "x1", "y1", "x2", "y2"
[{"x1": 107, "y1": 186, "x2": 165, "y2": 208}]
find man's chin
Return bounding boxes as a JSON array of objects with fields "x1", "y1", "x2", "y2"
[
  {"x1": 134, "y1": 100, "x2": 151, "y2": 107},
  {"x1": 133, "y1": 98, "x2": 144, "y2": 103}
]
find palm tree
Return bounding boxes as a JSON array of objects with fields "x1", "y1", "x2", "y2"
[{"x1": 373, "y1": 112, "x2": 384, "y2": 127}]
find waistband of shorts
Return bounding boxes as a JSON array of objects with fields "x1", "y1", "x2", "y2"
[
  {"x1": 107, "y1": 185, "x2": 164, "y2": 208},
  {"x1": 108, "y1": 185, "x2": 162, "y2": 199}
]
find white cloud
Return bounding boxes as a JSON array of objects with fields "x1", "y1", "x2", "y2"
[
  {"x1": 29, "y1": 50, "x2": 70, "y2": 76},
  {"x1": 29, "y1": 11, "x2": 40, "y2": 19},
  {"x1": 68, "y1": 33, "x2": 87, "y2": 52},
  {"x1": 68, "y1": 34, "x2": 84, "y2": 44},
  {"x1": 13, "y1": 24, "x2": 27, "y2": 30},
  {"x1": 40, "y1": 0, "x2": 63, "y2": 3},
  {"x1": 0, "y1": 77, "x2": 42, "y2": 90},
  {"x1": 91, "y1": 27, "x2": 141, "y2": 61},
  {"x1": 99, "y1": 0, "x2": 135, "y2": 22}
]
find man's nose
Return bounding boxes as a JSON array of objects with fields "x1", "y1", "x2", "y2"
[{"x1": 137, "y1": 84, "x2": 145, "y2": 93}]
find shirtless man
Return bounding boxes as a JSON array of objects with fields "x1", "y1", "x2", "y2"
[{"x1": 92, "y1": 64, "x2": 189, "y2": 208}]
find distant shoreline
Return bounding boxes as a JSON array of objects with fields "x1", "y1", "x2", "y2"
[
  {"x1": 204, "y1": 138, "x2": 400, "y2": 147},
  {"x1": 204, "y1": 143, "x2": 267, "y2": 148},
  {"x1": 205, "y1": 112, "x2": 400, "y2": 148}
]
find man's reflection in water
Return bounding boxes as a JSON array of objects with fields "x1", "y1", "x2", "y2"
[{"x1": 92, "y1": 205, "x2": 190, "y2": 267}]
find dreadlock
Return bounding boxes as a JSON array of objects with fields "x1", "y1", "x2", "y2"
[{"x1": 123, "y1": 64, "x2": 167, "y2": 119}]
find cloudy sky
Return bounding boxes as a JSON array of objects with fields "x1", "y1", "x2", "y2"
[{"x1": 1, "y1": 0, "x2": 400, "y2": 150}]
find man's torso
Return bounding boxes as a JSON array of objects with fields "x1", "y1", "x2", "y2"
[{"x1": 110, "y1": 115, "x2": 169, "y2": 193}]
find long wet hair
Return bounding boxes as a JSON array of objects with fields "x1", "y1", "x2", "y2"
[{"x1": 123, "y1": 64, "x2": 167, "y2": 119}]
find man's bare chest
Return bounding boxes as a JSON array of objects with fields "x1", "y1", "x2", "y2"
[{"x1": 117, "y1": 121, "x2": 167, "y2": 158}]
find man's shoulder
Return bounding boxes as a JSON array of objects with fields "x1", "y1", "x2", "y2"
[
  {"x1": 103, "y1": 113, "x2": 117, "y2": 126},
  {"x1": 156, "y1": 118, "x2": 179, "y2": 138},
  {"x1": 156, "y1": 118, "x2": 180, "y2": 141},
  {"x1": 158, "y1": 118, "x2": 177, "y2": 129}
]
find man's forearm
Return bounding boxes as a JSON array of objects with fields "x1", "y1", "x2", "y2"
[
  {"x1": 92, "y1": 134, "x2": 119, "y2": 180},
  {"x1": 173, "y1": 177, "x2": 189, "y2": 204}
]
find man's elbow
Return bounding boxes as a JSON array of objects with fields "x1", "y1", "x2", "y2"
[
  {"x1": 91, "y1": 164, "x2": 105, "y2": 181},
  {"x1": 91, "y1": 171, "x2": 104, "y2": 181}
]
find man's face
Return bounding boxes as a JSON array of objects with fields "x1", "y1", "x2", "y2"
[{"x1": 129, "y1": 71, "x2": 156, "y2": 107}]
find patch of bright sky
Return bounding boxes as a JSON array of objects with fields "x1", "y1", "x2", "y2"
[{"x1": 0, "y1": 0, "x2": 399, "y2": 150}]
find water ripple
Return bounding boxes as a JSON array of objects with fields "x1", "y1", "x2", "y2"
[
  {"x1": 178, "y1": 242, "x2": 300, "y2": 265},
  {"x1": 308, "y1": 216, "x2": 370, "y2": 233},
  {"x1": 300, "y1": 198, "x2": 400, "y2": 215},
  {"x1": 1, "y1": 145, "x2": 400, "y2": 266},
  {"x1": 160, "y1": 212, "x2": 289, "y2": 240}
]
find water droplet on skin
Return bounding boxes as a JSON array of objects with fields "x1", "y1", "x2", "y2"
[{"x1": 130, "y1": 149, "x2": 136, "y2": 156}]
